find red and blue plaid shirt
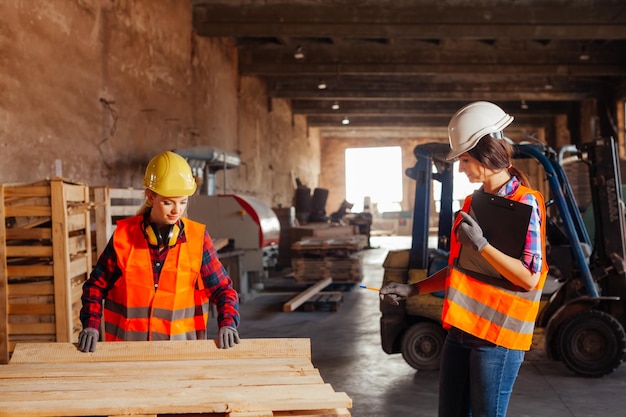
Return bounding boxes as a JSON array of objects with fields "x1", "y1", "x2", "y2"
[
  {"x1": 497, "y1": 176, "x2": 543, "y2": 274},
  {"x1": 80, "y1": 216, "x2": 240, "y2": 333}
]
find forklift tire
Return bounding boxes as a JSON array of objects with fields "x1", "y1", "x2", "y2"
[
  {"x1": 400, "y1": 321, "x2": 447, "y2": 371},
  {"x1": 556, "y1": 309, "x2": 626, "y2": 378}
]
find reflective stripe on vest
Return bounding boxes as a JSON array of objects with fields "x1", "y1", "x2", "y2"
[
  {"x1": 441, "y1": 185, "x2": 548, "y2": 350},
  {"x1": 103, "y1": 216, "x2": 208, "y2": 341}
]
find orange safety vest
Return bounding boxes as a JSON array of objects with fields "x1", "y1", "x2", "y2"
[
  {"x1": 441, "y1": 185, "x2": 548, "y2": 350},
  {"x1": 103, "y1": 216, "x2": 209, "y2": 341}
]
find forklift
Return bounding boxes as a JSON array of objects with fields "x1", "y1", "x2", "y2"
[{"x1": 380, "y1": 137, "x2": 626, "y2": 377}]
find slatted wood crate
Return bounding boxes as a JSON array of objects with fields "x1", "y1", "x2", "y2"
[
  {"x1": 90, "y1": 186, "x2": 144, "y2": 259},
  {"x1": 1, "y1": 338, "x2": 352, "y2": 417},
  {"x1": 0, "y1": 178, "x2": 91, "y2": 363}
]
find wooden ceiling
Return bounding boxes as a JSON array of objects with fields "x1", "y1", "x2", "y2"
[{"x1": 192, "y1": 0, "x2": 626, "y2": 140}]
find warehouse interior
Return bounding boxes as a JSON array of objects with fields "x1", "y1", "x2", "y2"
[{"x1": 2, "y1": 1, "x2": 626, "y2": 416}]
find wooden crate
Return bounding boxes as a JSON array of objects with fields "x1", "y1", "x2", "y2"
[
  {"x1": 90, "y1": 186, "x2": 144, "y2": 259},
  {"x1": 1, "y1": 338, "x2": 352, "y2": 417},
  {"x1": 0, "y1": 178, "x2": 91, "y2": 363}
]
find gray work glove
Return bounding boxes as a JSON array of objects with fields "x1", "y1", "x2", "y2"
[
  {"x1": 457, "y1": 211, "x2": 488, "y2": 252},
  {"x1": 379, "y1": 282, "x2": 417, "y2": 306},
  {"x1": 218, "y1": 327, "x2": 240, "y2": 349},
  {"x1": 77, "y1": 328, "x2": 99, "y2": 353}
]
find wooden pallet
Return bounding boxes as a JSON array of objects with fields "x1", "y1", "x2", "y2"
[
  {"x1": 0, "y1": 178, "x2": 91, "y2": 363},
  {"x1": 1, "y1": 339, "x2": 352, "y2": 417},
  {"x1": 302, "y1": 293, "x2": 344, "y2": 312}
]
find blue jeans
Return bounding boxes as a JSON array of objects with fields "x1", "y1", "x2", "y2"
[{"x1": 438, "y1": 327, "x2": 525, "y2": 417}]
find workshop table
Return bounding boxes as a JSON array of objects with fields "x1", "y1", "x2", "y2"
[{"x1": 0, "y1": 338, "x2": 351, "y2": 417}]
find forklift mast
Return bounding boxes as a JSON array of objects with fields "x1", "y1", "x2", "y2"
[
  {"x1": 582, "y1": 138, "x2": 626, "y2": 322},
  {"x1": 405, "y1": 142, "x2": 454, "y2": 270}
]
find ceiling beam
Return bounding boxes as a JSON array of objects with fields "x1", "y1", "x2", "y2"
[
  {"x1": 193, "y1": 3, "x2": 626, "y2": 40},
  {"x1": 270, "y1": 89, "x2": 593, "y2": 101},
  {"x1": 306, "y1": 114, "x2": 557, "y2": 128},
  {"x1": 242, "y1": 62, "x2": 626, "y2": 77},
  {"x1": 198, "y1": 22, "x2": 626, "y2": 40},
  {"x1": 291, "y1": 100, "x2": 577, "y2": 116}
]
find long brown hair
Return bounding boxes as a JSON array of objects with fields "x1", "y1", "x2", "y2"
[{"x1": 467, "y1": 134, "x2": 531, "y2": 187}]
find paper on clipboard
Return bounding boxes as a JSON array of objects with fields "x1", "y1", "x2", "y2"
[{"x1": 455, "y1": 190, "x2": 532, "y2": 281}]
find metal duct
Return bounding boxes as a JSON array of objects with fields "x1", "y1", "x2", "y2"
[{"x1": 175, "y1": 146, "x2": 240, "y2": 195}]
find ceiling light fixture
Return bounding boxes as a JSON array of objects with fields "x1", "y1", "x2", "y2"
[
  {"x1": 578, "y1": 45, "x2": 590, "y2": 61},
  {"x1": 293, "y1": 45, "x2": 304, "y2": 60},
  {"x1": 544, "y1": 78, "x2": 554, "y2": 90},
  {"x1": 317, "y1": 80, "x2": 327, "y2": 90},
  {"x1": 341, "y1": 116, "x2": 350, "y2": 125},
  {"x1": 520, "y1": 99, "x2": 529, "y2": 110},
  {"x1": 331, "y1": 101, "x2": 340, "y2": 110}
]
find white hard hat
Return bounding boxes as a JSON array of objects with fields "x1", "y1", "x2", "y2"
[{"x1": 446, "y1": 101, "x2": 514, "y2": 160}]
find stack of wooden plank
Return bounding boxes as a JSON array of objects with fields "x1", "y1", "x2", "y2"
[
  {"x1": 0, "y1": 178, "x2": 91, "y2": 363},
  {"x1": 291, "y1": 236, "x2": 366, "y2": 283},
  {"x1": 0, "y1": 338, "x2": 352, "y2": 417}
]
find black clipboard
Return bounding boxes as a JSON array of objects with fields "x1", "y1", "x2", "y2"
[{"x1": 455, "y1": 190, "x2": 532, "y2": 283}]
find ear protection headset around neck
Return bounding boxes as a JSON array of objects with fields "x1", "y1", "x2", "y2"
[{"x1": 144, "y1": 222, "x2": 183, "y2": 248}]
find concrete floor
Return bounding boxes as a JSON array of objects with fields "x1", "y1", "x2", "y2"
[{"x1": 236, "y1": 236, "x2": 626, "y2": 417}]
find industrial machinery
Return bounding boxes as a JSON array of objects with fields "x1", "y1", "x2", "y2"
[
  {"x1": 380, "y1": 137, "x2": 626, "y2": 377},
  {"x1": 175, "y1": 146, "x2": 241, "y2": 196},
  {"x1": 187, "y1": 194, "x2": 280, "y2": 286},
  {"x1": 176, "y1": 146, "x2": 281, "y2": 301}
]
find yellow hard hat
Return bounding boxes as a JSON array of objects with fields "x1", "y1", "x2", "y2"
[{"x1": 142, "y1": 151, "x2": 197, "y2": 197}]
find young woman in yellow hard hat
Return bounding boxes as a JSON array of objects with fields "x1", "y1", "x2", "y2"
[{"x1": 79, "y1": 151, "x2": 240, "y2": 351}]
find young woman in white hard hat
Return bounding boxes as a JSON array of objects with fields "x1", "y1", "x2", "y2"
[
  {"x1": 79, "y1": 151, "x2": 240, "y2": 352},
  {"x1": 381, "y1": 101, "x2": 548, "y2": 417}
]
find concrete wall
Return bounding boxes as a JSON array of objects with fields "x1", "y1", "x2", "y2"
[{"x1": 0, "y1": 0, "x2": 318, "y2": 208}]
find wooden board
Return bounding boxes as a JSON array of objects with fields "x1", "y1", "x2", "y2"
[
  {"x1": 1, "y1": 339, "x2": 351, "y2": 417},
  {"x1": 283, "y1": 277, "x2": 332, "y2": 312},
  {"x1": 10, "y1": 338, "x2": 311, "y2": 363},
  {"x1": 213, "y1": 237, "x2": 229, "y2": 251}
]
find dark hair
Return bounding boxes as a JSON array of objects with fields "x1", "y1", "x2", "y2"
[{"x1": 467, "y1": 134, "x2": 531, "y2": 187}]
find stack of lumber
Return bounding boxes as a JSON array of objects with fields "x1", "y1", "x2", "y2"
[
  {"x1": 291, "y1": 236, "x2": 366, "y2": 283},
  {"x1": 285, "y1": 224, "x2": 358, "y2": 267},
  {"x1": 0, "y1": 338, "x2": 351, "y2": 417},
  {"x1": 0, "y1": 178, "x2": 91, "y2": 363}
]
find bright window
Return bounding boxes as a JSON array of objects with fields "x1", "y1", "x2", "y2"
[
  {"x1": 433, "y1": 161, "x2": 481, "y2": 212},
  {"x1": 345, "y1": 146, "x2": 403, "y2": 213}
]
